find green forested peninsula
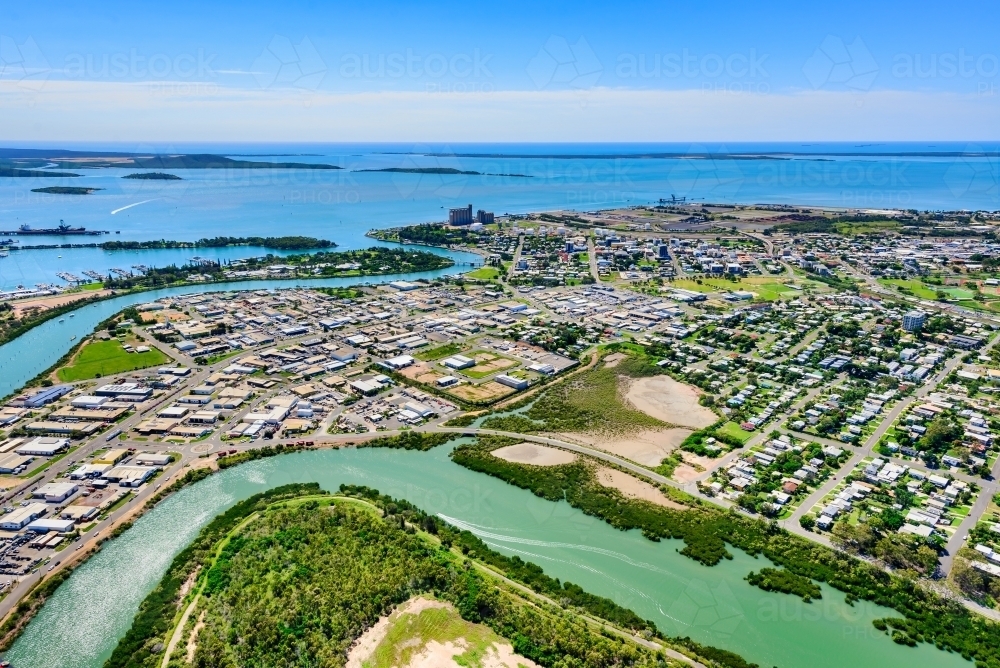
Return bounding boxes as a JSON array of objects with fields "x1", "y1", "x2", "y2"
[
  {"x1": 100, "y1": 247, "x2": 451, "y2": 290},
  {"x1": 105, "y1": 482, "x2": 753, "y2": 668},
  {"x1": 98, "y1": 236, "x2": 335, "y2": 251}
]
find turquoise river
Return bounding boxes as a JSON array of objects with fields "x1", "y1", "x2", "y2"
[{"x1": 3, "y1": 445, "x2": 972, "y2": 668}]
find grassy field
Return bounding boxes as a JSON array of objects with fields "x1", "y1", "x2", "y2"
[
  {"x1": 464, "y1": 266, "x2": 501, "y2": 281},
  {"x1": 57, "y1": 338, "x2": 169, "y2": 381},
  {"x1": 415, "y1": 342, "x2": 464, "y2": 361},
  {"x1": 673, "y1": 277, "x2": 814, "y2": 301},
  {"x1": 485, "y1": 354, "x2": 666, "y2": 436},
  {"x1": 670, "y1": 279, "x2": 715, "y2": 293},
  {"x1": 716, "y1": 421, "x2": 755, "y2": 443},
  {"x1": 943, "y1": 287, "x2": 977, "y2": 299},
  {"x1": 878, "y1": 278, "x2": 939, "y2": 300}
]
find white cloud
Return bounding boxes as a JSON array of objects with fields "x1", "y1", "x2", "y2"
[{"x1": 0, "y1": 79, "x2": 997, "y2": 142}]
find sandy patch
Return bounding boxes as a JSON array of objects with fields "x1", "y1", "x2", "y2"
[
  {"x1": 178, "y1": 566, "x2": 201, "y2": 599},
  {"x1": 625, "y1": 376, "x2": 717, "y2": 428},
  {"x1": 492, "y1": 442, "x2": 577, "y2": 466},
  {"x1": 672, "y1": 452, "x2": 729, "y2": 484},
  {"x1": 399, "y1": 361, "x2": 434, "y2": 380},
  {"x1": 347, "y1": 597, "x2": 449, "y2": 668},
  {"x1": 595, "y1": 466, "x2": 686, "y2": 510},
  {"x1": 415, "y1": 371, "x2": 444, "y2": 384},
  {"x1": 603, "y1": 352, "x2": 628, "y2": 368},
  {"x1": 11, "y1": 290, "x2": 111, "y2": 317},
  {"x1": 556, "y1": 428, "x2": 691, "y2": 467},
  {"x1": 405, "y1": 640, "x2": 540, "y2": 668},
  {"x1": 185, "y1": 610, "x2": 205, "y2": 663},
  {"x1": 347, "y1": 597, "x2": 539, "y2": 668}
]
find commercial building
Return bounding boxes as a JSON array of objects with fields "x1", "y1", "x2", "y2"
[
  {"x1": 902, "y1": 311, "x2": 927, "y2": 332},
  {"x1": 449, "y1": 204, "x2": 474, "y2": 225},
  {"x1": 94, "y1": 383, "x2": 153, "y2": 402},
  {"x1": 442, "y1": 355, "x2": 475, "y2": 370},
  {"x1": 134, "y1": 452, "x2": 172, "y2": 466},
  {"x1": 383, "y1": 354, "x2": 415, "y2": 370},
  {"x1": 94, "y1": 448, "x2": 129, "y2": 465},
  {"x1": 22, "y1": 385, "x2": 73, "y2": 408},
  {"x1": 16, "y1": 437, "x2": 69, "y2": 457},
  {"x1": 33, "y1": 482, "x2": 79, "y2": 503},
  {"x1": 61, "y1": 505, "x2": 99, "y2": 522},
  {"x1": 103, "y1": 465, "x2": 158, "y2": 487},
  {"x1": 70, "y1": 395, "x2": 107, "y2": 409},
  {"x1": 495, "y1": 374, "x2": 529, "y2": 390},
  {"x1": 26, "y1": 518, "x2": 76, "y2": 533},
  {"x1": 0, "y1": 503, "x2": 48, "y2": 530},
  {"x1": 0, "y1": 453, "x2": 32, "y2": 473}
]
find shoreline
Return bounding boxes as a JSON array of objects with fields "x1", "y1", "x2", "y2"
[
  {"x1": 0, "y1": 249, "x2": 464, "y2": 347},
  {"x1": 0, "y1": 433, "x2": 434, "y2": 655}
]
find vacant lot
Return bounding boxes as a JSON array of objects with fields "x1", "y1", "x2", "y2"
[
  {"x1": 561, "y1": 427, "x2": 691, "y2": 467},
  {"x1": 463, "y1": 351, "x2": 519, "y2": 378},
  {"x1": 625, "y1": 376, "x2": 717, "y2": 428},
  {"x1": 447, "y1": 381, "x2": 514, "y2": 403},
  {"x1": 10, "y1": 290, "x2": 111, "y2": 318},
  {"x1": 595, "y1": 466, "x2": 686, "y2": 509},
  {"x1": 415, "y1": 343, "x2": 463, "y2": 361},
  {"x1": 492, "y1": 442, "x2": 577, "y2": 466},
  {"x1": 57, "y1": 338, "x2": 169, "y2": 381},
  {"x1": 465, "y1": 266, "x2": 501, "y2": 281}
]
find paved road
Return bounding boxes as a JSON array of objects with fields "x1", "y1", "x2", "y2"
[
  {"x1": 508, "y1": 234, "x2": 524, "y2": 279},
  {"x1": 586, "y1": 237, "x2": 601, "y2": 283}
]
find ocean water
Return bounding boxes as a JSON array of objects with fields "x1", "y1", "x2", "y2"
[{"x1": 0, "y1": 142, "x2": 998, "y2": 288}]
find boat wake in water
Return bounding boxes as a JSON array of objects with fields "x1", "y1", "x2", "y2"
[
  {"x1": 438, "y1": 514, "x2": 683, "y2": 582},
  {"x1": 111, "y1": 198, "x2": 161, "y2": 214}
]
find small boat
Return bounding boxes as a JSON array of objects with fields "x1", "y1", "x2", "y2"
[
  {"x1": 59, "y1": 318, "x2": 64, "y2": 322},
  {"x1": 70, "y1": 335, "x2": 76, "y2": 340},
  {"x1": 69, "y1": 314, "x2": 75, "y2": 318}
]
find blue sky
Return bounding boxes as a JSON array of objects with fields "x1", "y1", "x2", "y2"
[{"x1": 2, "y1": 1, "x2": 998, "y2": 141}]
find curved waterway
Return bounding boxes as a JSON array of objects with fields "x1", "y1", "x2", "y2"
[
  {"x1": 0, "y1": 247, "x2": 477, "y2": 398},
  {"x1": 5, "y1": 445, "x2": 970, "y2": 668}
]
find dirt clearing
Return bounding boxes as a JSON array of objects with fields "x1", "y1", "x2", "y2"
[
  {"x1": 554, "y1": 428, "x2": 691, "y2": 467},
  {"x1": 492, "y1": 442, "x2": 577, "y2": 466},
  {"x1": 625, "y1": 376, "x2": 717, "y2": 428},
  {"x1": 347, "y1": 596, "x2": 539, "y2": 668},
  {"x1": 595, "y1": 466, "x2": 686, "y2": 510},
  {"x1": 10, "y1": 290, "x2": 110, "y2": 318},
  {"x1": 347, "y1": 597, "x2": 448, "y2": 668},
  {"x1": 447, "y1": 381, "x2": 514, "y2": 402}
]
